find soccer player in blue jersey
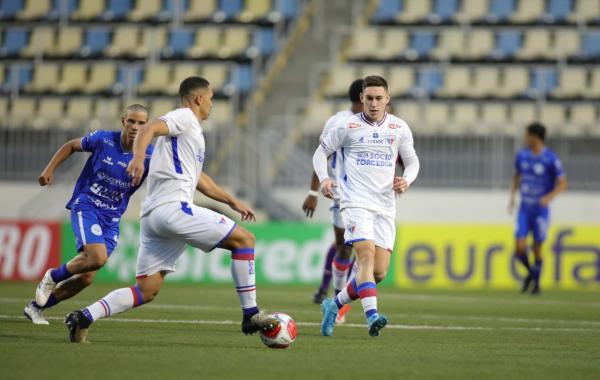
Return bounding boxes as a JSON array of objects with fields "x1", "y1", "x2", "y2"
[
  {"x1": 509, "y1": 123, "x2": 567, "y2": 295},
  {"x1": 23, "y1": 104, "x2": 153, "y2": 324}
]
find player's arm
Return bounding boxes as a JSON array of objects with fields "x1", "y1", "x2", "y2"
[
  {"x1": 302, "y1": 171, "x2": 320, "y2": 218},
  {"x1": 196, "y1": 172, "x2": 256, "y2": 221},
  {"x1": 393, "y1": 126, "x2": 420, "y2": 194},
  {"x1": 127, "y1": 120, "x2": 169, "y2": 185},
  {"x1": 508, "y1": 172, "x2": 521, "y2": 214},
  {"x1": 540, "y1": 175, "x2": 568, "y2": 207},
  {"x1": 313, "y1": 120, "x2": 346, "y2": 199},
  {"x1": 38, "y1": 138, "x2": 83, "y2": 186}
]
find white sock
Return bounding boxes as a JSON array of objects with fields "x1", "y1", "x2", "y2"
[
  {"x1": 82, "y1": 285, "x2": 143, "y2": 322},
  {"x1": 231, "y1": 248, "x2": 258, "y2": 317},
  {"x1": 332, "y1": 256, "x2": 352, "y2": 294}
]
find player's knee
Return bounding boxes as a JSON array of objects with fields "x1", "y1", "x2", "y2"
[
  {"x1": 236, "y1": 227, "x2": 255, "y2": 248},
  {"x1": 78, "y1": 272, "x2": 96, "y2": 287},
  {"x1": 374, "y1": 270, "x2": 388, "y2": 283},
  {"x1": 88, "y1": 254, "x2": 108, "y2": 270}
]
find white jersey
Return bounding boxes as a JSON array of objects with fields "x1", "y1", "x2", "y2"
[
  {"x1": 320, "y1": 112, "x2": 417, "y2": 216},
  {"x1": 141, "y1": 108, "x2": 205, "y2": 216},
  {"x1": 319, "y1": 109, "x2": 353, "y2": 200}
]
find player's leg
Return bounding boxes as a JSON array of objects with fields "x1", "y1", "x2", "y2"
[
  {"x1": 530, "y1": 209, "x2": 549, "y2": 295},
  {"x1": 514, "y1": 207, "x2": 533, "y2": 292},
  {"x1": 332, "y1": 226, "x2": 353, "y2": 295},
  {"x1": 313, "y1": 243, "x2": 336, "y2": 304}
]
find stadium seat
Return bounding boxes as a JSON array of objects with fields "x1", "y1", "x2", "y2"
[
  {"x1": 451, "y1": 102, "x2": 479, "y2": 135},
  {"x1": 424, "y1": 102, "x2": 450, "y2": 133},
  {"x1": 347, "y1": 28, "x2": 380, "y2": 60},
  {"x1": 567, "y1": 0, "x2": 600, "y2": 23},
  {"x1": 210, "y1": 100, "x2": 234, "y2": 125},
  {"x1": 71, "y1": 0, "x2": 105, "y2": 20},
  {"x1": 395, "y1": 0, "x2": 431, "y2": 23},
  {"x1": 85, "y1": 62, "x2": 116, "y2": 94},
  {"x1": 584, "y1": 68, "x2": 600, "y2": 98},
  {"x1": 183, "y1": 0, "x2": 218, "y2": 22},
  {"x1": 481, "y1": 103, "x2": 509, "y2": 133},
  {"x1": 529, "y1": 68, "x2": 558, "y2": 96},
  {"x1": 93, "y1": 98, "x2": 121, "y2": 127},
  {"x1": 168, "y1": 64, "x2": 201, "y2": 94},
  {"x1": 471, "y1": 67, "x2": 501, "y2": 98},
  {"x1": 301, "y1": 100, "x2": 336, "y2": 133},
  {"x1": 546, "y1": 0, "x2": 573, "y2": 21},
  {"x1": 580, "y1": 31, "x2": 600, "y2": 59},
  {"x1": 0, "y1": 28, "x2": 28, "y2": 57},
  {"x1": 12, "y1": 65, "x2": 32, "y2": 92},
  {"x1": 538, "y1": 103, "x2": 567, "y2": 134},
  {"x1": 487, "y1": 0, "x2": 514, "y2": 22},
  {"x1": 359, "y1": 64, "x2": 387, "y2": 80},
  {"x1": 379, "y1": 29, "x2": 409, "y2": 60},
  {"x1": 516, "y1": 29, "x2": 552, "y2": 60},
  {"x1": 437, "y1": 67, "x2": 471, "y2": 97},
  {"x1": 16, "y1": 0, "x2": 51, "y2": 20},
  {"x1": 202, "y1": 63, "x2": 229, "y2": 92},
  {"x1": 254, "y1": 28, "x2": 277, "y2": 55},
  {"x1": 552, "y1": 67, "x2": 587, "y2": 98},
  {"x1": 129, "y1": 0, "x2": 162, "y2": 21},
  {"x1": 509, "y1": 103, "x2": 537, "y2": 132},
  {"x1": 64, "y1": 98, "x2": 93, "y2": 129},
  {"x1": 149, "y1": 99, "x2": 176, "y2": 119},
  {"x1": 0, "y1": 0, "x2": 24, "y2": 20},
  {"x1": 492, "y1": 31, "x2": 521, "y2": 59},
  {"x1": 387, "y1": 66, "x2": 415, "y2": 97},
  {"x1": 415, "y1": 68, "x2": 442, "y2": 96},
  {"x1": 497, "y1": 67, "x2": 529, "y2": 98},
  {"x1": 569, "y1": 103, "x2": 597, "y2": 135},
  {"x1": 33, "y1": 98, "x2": 64, "y2": 129},
  {"x1": 454, "y1": 0, "x2": 488, "y2": 23},
  {"x1": 52, "y1": 27, "x2": 83, "y2": 57},
  {"x1": 219, "y1": 27, "x2": 250, "y2": 58},
  {"x1": 135, "y1": 27, "x2": 167, "y2": 58},
  {"x1": 164, "y1": 28, "x2": 193, "y2": 58},
  {"x1": 408, "y1": 31, "x2": 436, "y2": 59},
  {"x1": 232, "y1": 64, "x2": 253, "y2": 92},
  {"x1": 82, "y1": 27, "x2": 110, "y2": 57},
  {"x1": 430, "y1": 29, "x2": 465, "y2": 60},
  {"x1": 554, "y1": 29, "x2": 581, "y2": 59},
  {"x1": 0, "y1": 63, "x2": 4, "y2": 91},
  {"x1": 510, "y1": 0, "x2": 544, "y2": 22},
  {"x1": 430, "y1": 0, "x2": 459, "y2": 22},
  {"x1": 22, "y1": 26, "x2": 55, "y2": 57},
  {"x1": 395, "y1": 100, "x2": 422, "y2": 130},
  {"x1": 25, "y1": 63, "x2": 60, "y2": 93},
  {"x1": 217, "y1": 0, "x2": 243, "y2": 20},
  {"x1": 57, "y1": 63, "x2": 87, "y2": 94},
  {"x1": 465, "y1": 29, "x2": 494, "y2": 59},
  {"x1": 103, "y1": 0, "x2": 132, "y2": 20},
  {"x1": 8, "y1": 98, "x2": 36, "y2": 128},
  {"x1": 187, "y1": 27, "x2": 222, "y2": 58},
  {"x1": 138, "y1": 64, "x2": 171, "y2": 95},
  {"x1": 0, "y1": 97, "x2": 7, "y2": 123},
  {"x1": 106, "y1": 25, "x2": 140, "y2": 58},
  {"x1": 371, "y1": 0, "x2": 402, "y2": 22},
  {"x1": 324, "y1": 66, "x2": 357, "y2": 97},
  {"x1": 238, "y1": 0, "x2": 272, "y2": 22}
]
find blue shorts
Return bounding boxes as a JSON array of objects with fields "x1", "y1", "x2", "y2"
[
  {"x1": 515, "y1": 205, "x2": 549, "y2": 243},
  {"x1": 69, "y1": 205, "x2": 120, "y2": 255}
]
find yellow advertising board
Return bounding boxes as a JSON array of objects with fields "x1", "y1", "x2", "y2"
[{"x1": 394, "y1": 224, "x2": 600, "y2": 290}]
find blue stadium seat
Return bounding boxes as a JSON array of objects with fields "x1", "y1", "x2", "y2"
[
  {"x1": 0, "y1": 0, "x2": 24, "y2": 19},
  {"x1": 432, "y1": 0, "x2": 458, "y2": 21},
  {"x1": 372, "y1": 0, "x2": 402, "y2": 22},
  {"x1": 416, "y1": 68, "x2": 442, "y2": 95},
  {"x1": 103, "y1": 0, "x2": 132, "y2": 20},
  {"x1": 17, "y1": 65, "x2": 32, "y2": 90},
  {"x1": 162, "y1": 0, "x2": 174, "y2": 18},
  {"x1": 0, "y1": 28, "x2": 28, "y2": 57},
  {"x1": 581, "y1": 31, "x2": 600, "y2": 58},
  {"x1": 234, "y1": 64, "x2": 253, "y2": 92},
  {"x1": 410, "y1": 31, "x2": 436, "y2": 57},
  {"x1": 49, "y1": 0, "x2": 77, "y2": 19},
  {"x1": 219, "y1": 0, "x2": 242, "y2": 19},
  {"x1": 167, "y1": 29, "x2": 193, "y2": 56},
  {"x1": 547, "y1": 0, "x2": 572, "y2": 20},
  {"x1": 530, "y1": 69, "x2": 558, "y2": 94},
  {"x1": 82, "y1": 27, "x2": 110, "y2": 56},
  {"x1": 254, "y1": 28, "x2": 276, "y2": 55},
  {"x1": 488, "y1": 0, "x2": 514, "y2": 21},
  {"x1": 278, "y1": 0, "x2": 300, "y2": 18},
  {"x1": 493, "y1": 30, "x2": 521, "y2": 58}
]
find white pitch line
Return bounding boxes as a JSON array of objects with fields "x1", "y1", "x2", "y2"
[{"x1": 2, "y1": 314, "x2": 600, "y2": 333}]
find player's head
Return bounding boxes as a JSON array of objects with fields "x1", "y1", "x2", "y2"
[
  {"x1": 360, "y1": 75, "x2": 390, "y2": 122},
  {"x1": 179, "y1": 76, "x2": 213, "y2": 120},
  {"x1": 121, "y1": 104, "x2": 148, "y2": 145},
  {"x1": 525, "y1": 122, "x2": 546, "y2": 147}
]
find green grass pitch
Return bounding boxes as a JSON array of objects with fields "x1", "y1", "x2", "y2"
[{"x1": 1, "y1": 282, "x2": 599, "y2": 380}]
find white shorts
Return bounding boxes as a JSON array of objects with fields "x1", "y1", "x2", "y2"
[
  {"x1": 136, "y1": 201, "x2": 236, "y2": 277},
  {"x1": 330, "y1": 199, "x2": 344, "y2": 229},
  {"x1": 341, "y1": 207, "x2": 396, "y2": 252}
]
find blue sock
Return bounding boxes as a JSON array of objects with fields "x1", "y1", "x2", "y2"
[
  {"x1": 532, "y1": 259, "x2": 543, "y2": 281},
  {"x1": 42, "y1": 294, "x2": 59, "y2": 309},
  {"x1": 50, "y1": 264, "x2": 72, "y2": 283},
  {"x1": 515, "y1": 252, "x2": 531, "y2": 272}
]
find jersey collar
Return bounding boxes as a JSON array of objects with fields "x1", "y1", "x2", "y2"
[{"x1": 360, "y1": 112, "x2": 387, "y2": 127}]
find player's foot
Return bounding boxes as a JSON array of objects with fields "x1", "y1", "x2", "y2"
[
  {"x1": 35, "y1": 269, "x2": 57, "y2": 307},
  {"x1": 531, "y1": 284, "x2": 541, "y2": 296},
  {"x1": 520, "y1": 273, "x2": 533, "y2": 293},
  {"x1": 64, "y1": 310, "x2": 91, "y2": 343},
  {"x1": 320, "y1": 298, "x2": 339, "y2": 336},
  {"x1": 367, "y1": 314, "x2": 388, "y2": 337},
  {"x1": 241, "y1": 311, "x2": 279, "y2": 335},
  {"x1": 335, "y1": 304, "x2": 351, "y2": 324},
  {"x1": 23, "y1": 301, "x2": 49, "y2": 325},
  {"x1": 312, "y1": 288, "x2": 327, "y2": 304}
]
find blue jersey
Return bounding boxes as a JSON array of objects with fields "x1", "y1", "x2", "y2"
[
  {"x1": 514, "y1": 147, "x2": 564, "y2": 208},
  {"x1": 66, "y1": 130, "x2": 153, "y2": 219}
]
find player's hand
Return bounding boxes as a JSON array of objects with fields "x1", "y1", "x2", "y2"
[
  {"x1": 393, "y1": 176, "x2": 409, "y2": 194},
  {"x1": 126, "y1": 157, "x2": 145, "y2": 186},
  {"x1": 302, "y1": 195, "x2": 318, "y2": 218},
  {"x1": 321, "y1": 179, "x2": 336, "y2": 199},
  {"x1": 231, "y1": 201, "x2": 256, "y2": 222},
  {"x1": 38, "y1": 170, "x2": 53, "y2": 186},
  {"x1": 507, "y1": 198, "x2": 516, "y2": 214},
  {"x1": 539, "y1": 195, "x2": 553, "y2": 207}
]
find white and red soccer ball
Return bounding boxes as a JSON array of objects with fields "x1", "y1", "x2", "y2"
[{"x1": 259, "y1": 312, "x2": 297, "y2": 349}]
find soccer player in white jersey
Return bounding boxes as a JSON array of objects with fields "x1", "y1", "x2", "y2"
[
  {"x1": 64, "y1": 77, "x2": 278, "y2": 343},
  {"x1": 313, "y1": 76, "x2": 420, "y2": 337},
  {"x1": 303, "y1": 79, "x2": 363, "y2": 317}
]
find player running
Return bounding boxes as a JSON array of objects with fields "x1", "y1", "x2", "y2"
[
  {"x1": 64, "y1": 77, "x2": 278, "y2": 343},
  {"x1": 303, "y1": 79, "x2": 363, "y2": 323},
  {"x1": 313, "y1": 76, "x2": 420, "y2": 337},
  {"x1": 509, "y1": 123, "x2": 567, "y2": 295},
  {"x1": 24, "y1": 104, "x2": 152, "y2": 325}
]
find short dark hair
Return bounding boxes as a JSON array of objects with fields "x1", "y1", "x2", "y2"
[
  {"x1": 527, "y1": 122, "x2": 546, "y2": 141},
  {"x1": 348, "y1": 79, "x2": 364, "y2": 103},
  {"x1": 179, "y1": 76, "x2": 210, "y2": 99},
  {"x1": 362, "y1": 75, "x2": 388, "y2": 92},
  {"x1": 124, "y1": 103, "x2": 149, "y2": 116}
]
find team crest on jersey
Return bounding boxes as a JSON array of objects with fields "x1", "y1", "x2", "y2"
[
  {"x1": 91, "y1": 224, "x2": 103, "y2": 236},
  {"x1": 386, "y1": 136, "x2": 395, "y2": 145},
  {"x1": 372, "y1": 132, "x2": 379, "y2": 138},
  {"x1": 389, "y1": 124, "x2": 400, "y2": 129},
  {"x1": 348, "y1": 123, "x2": 360, "y2": 129},
  {"x1": 533, "y1": 163, "x2": 545, "y2": 175},
  {"x1": 218, "y1": 217, "x2": 227, "y2": 224},
  {"x1": 347, "y1": 222, "x2": 357, "y2": 234}
]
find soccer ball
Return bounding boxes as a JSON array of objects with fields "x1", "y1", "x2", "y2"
[{"x1": 259, "y1": 312, "x2": 297, "y2": 349}]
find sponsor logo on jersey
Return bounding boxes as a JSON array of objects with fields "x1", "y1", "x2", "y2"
[
  {"x1": 103, "y1": 138, "x2": 115, "y2": 147},
  {"x1": 389, "y1": 124, "x2": 400, "y2": 129},
  {"x1": 117, "y1": 161, "x2": 128, "y2": 168},
  {"x1": 102, "y1": 156, "x2": 114, "y2": 165},
  {"x1": 358, "y1": 137, "x2": 364, "y2": 143},
  {"x1": 197, "y1": 153, "x2": 205, "y2": 163},
  {"x1": 348, "y1": 123, "x2": 360, "y2": 129}
]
